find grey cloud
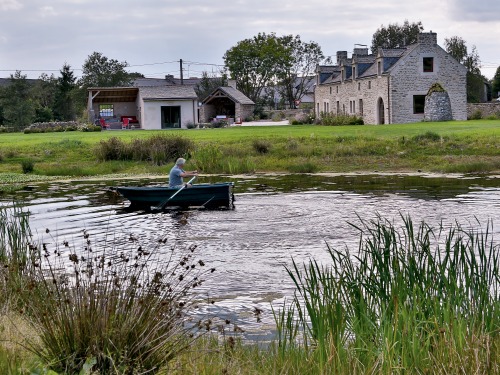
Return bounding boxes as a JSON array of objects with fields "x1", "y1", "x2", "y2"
[{"x1": 450, "y1": 0, "x2": 500, "y2": 22}]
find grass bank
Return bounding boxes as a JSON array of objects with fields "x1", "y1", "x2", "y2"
[
  {"x1": 0, "y1": 207, "x2": 498, "y2": 374},
  {"x1": 1, "y1": 119, "x2": 500, "y2": 180}
]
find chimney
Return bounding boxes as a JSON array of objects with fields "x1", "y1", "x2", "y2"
[
  {"x1": 336, "y1": 51, "x2": 348, "y2": 65},
  {"x1": 353, "y1": 47, "x2": 368, "y2": 56},
  {"x1": 418, "y1": 31, "x2": 437, "y2": 45},
  {"x1": 228, "y1": 79, "x2": 237, "y2": 89}
]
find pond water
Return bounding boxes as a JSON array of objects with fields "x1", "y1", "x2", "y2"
[{"x1": 2, "y1": 173, "x2": 500, "y2": 341}]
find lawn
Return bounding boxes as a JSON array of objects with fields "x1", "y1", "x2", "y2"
[{"x1": 1, "y1": 119, "x2": 500, "y2": 180}]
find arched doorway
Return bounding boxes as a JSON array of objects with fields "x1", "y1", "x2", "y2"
[{"x1": 377, "y1": 98, "x2": 385, "y2": 124}]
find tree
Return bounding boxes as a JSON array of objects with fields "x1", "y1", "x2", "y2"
[
  {"x1": 79, "y1": 52, "x2": 132, "y2": 88},
  {"x1": 0, "y1": 71, "x2": 36, "y2": 130},
  {"x1": 223, "y1": 32, "x2": 290, "y2": 103},
  {"x1": 276, "y1": 35, "x2": 324, "y2": 108},
  {"x1": 444, "y1": 36, "x2": 485, "y2": 102},
  {"x1": 30, "y1": 73, "x2": 57, "y2": 122},
  {"x1": 194, "y1": 71, "x2": 228, "y2": 101},
  {"x1": 493, "y1": 66, "x2": 500, "y2": 99},
  {"x1": 444, "y1": 36, "x2": 481, "y2": 74},
  {"x1": 53, "y1": 63, "x2": 77, "y2": 120},
  {"x1": 371, "y1": 20, "x2": 424, "y2": 53}
]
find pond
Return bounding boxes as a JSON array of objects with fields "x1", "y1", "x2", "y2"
[{"x1": 2, "y1": 173, "x2": 500, "y2": 341}]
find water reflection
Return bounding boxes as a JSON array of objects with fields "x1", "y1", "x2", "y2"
[{"x1": 2, "y1": 173, "x2": 500, "y2": 338}]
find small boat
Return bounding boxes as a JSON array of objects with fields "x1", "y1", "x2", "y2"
[{"x1": 115, "y1": 182, "x2": 235, "y2": 210}]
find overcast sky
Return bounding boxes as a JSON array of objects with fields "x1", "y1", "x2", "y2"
[{"x1": 1, "y1": 0, "x2": 499, "y2": 81}]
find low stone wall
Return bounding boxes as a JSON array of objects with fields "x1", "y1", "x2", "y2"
[
  {"x1": 467, "y1": 103, "x2": 500, "y2": 119},
  {"x1": 27, "y1": 121, "x2": 81, "y2": 130}
]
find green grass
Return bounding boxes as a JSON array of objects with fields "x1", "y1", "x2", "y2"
[{"x1": 0, "y1": 119, "x2": 500, "y2": 177}]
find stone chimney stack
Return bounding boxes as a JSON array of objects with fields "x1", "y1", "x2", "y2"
[
  {"x1": 353, "y1": 47, "x2": 369, "y2": 56},
  {"x1": 418, "y1": 31, "x2": 437, "y2": 45},
  {"x1": 228, "y1": 79, "x2": 237, "y2": 89},
  {"x1": 336, "y1": 51, "x2": 348, "y2": 65}
]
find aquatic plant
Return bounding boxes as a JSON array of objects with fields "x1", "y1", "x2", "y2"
[
  {"x1": 275, "y1": 215, "x2": 500, "y2": 373},
  {"x1": 17, "y1": 228, "x2": 216, "y2": 374}
]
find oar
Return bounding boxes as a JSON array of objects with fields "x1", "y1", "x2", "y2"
[{"x1": 151, "y1": 176, "x2": 197, "y2": 211}]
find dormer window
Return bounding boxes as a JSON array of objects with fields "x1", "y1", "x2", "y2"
[{"x1": 423, "y1": 57, "x2": 434, "y2": 72}]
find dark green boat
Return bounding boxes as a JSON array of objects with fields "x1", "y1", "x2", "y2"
[{"x1": 115, "y1": 182, "x2": 235, "y2": 210}]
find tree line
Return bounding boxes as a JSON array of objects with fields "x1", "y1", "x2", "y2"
[{"x1": 1, "y1": 22, "x2": 498, "y2": 130}]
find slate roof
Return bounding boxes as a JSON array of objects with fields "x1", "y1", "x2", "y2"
[
  {"x1": 203, "y1": 86, "x2": 254, "y2": 105},
  {"x1": 139, "y1": 85, "x2": 197, "y2": 100}
]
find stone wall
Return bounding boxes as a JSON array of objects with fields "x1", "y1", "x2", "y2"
[
  {"x1": 314, "y1": 75, "x2": 389, "y2": 125},
  {"x1": 425, "y1": 91, "x2": 452, "y2": 121},
  {"x1": 467, "y1": 102, "x2": 500, "y2": 118},
  {"x1": 389, "y1": 44, "x2": 467, "y2": 124}
]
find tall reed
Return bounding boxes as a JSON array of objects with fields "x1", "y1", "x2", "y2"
[{"x1": 275, "y1": 215, "x2": 500, "y2": 373}]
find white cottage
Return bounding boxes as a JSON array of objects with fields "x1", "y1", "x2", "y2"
[{"x1": 88, "y1": 85, "x2": 198, "y2": 129}]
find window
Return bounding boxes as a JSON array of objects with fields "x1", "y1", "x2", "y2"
[
  {"x1": 349, "y1": 101, "x2": 352, "y2": 113},
  {"x1": 353, "y1": 100, "x2": 356, "y2": 113},
  {"x1": 330, "y1": 86, "x2": 332, "y2": 94},
  {"x1": 359, "y1": 99, "x2": 363, "y2": 116},
  {"x1": 423, "y1": 57, "x2": 434, "y2": 72},
  {"x1": 377, "y1": 61, "x2": 382, "y2": 75},
  {"x1": 413, "y1": 95, "x2": 426, "y2": 114},
  {"x1": 368, "y1": 81, "x2": 371, "y2": 89},
  {"x1": 99, "y1": 104, "x2": 113, "y2": 117},
  {"x1": 352, "y1": 67, "x2": 356, "y2": 79},
  {"x1": 336, "y1": 86, "x2": 339, "y2": 94},
  {"x1": 358, "y1": 82, "x2": 361, "y2": 91},
  {"x1": 336, "y1": 101, "x2": 340, "y2": 114}
]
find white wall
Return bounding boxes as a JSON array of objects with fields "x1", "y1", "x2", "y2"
[{"x1": 141, "y1": 100, "x2": 198, "y2": 130}]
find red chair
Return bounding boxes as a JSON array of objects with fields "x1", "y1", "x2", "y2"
[
  {"x1": 122, "y1": 117, "x2": 130, "y2": 129},
  {"x1": 99, "y1": 118, "x2": 109, "y2": 130}
]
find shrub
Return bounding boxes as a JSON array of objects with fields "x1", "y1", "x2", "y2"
[
  {"x1": 94, "y1": 135, "x2": 194, "y2": 165},
  {"x1": 186, "y1": 121, "x2": 197, "y2": 129},
  {"x1": 319, "y1": 113, "x2": 364, "y2": 126},
  {"x1": 16, "y1": 227, "x2": 215, "y2": 374},
  {"x1": 21, "y1": 159, "x2": 34, "y2": 174},
  {"x1": 469, "y1": 109, "x2": 483, "y2": 120},
  {"x1": 287, "y1": 162, "x2": 318, "y2": 173},
  {"x1": 412, "y1": 131, "x2": 441, "y2": 143},
  {"x1": 212, "y1": 120, "x2": 228, "y2": 128},
  {"x1": 252, "y1": 139, "x2": 272, "y2": 154}
]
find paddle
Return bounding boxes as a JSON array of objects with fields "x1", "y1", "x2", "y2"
[{"x1": 152, "y1": 176, "x2": 197, "y2": 211}]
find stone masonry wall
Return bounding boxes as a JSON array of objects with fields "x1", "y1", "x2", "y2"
[
  {"x1": 314, "y1": 75, "x2": 389, "y2": 125},
  {"x1": 389, "y1": 44, "x2": 467, "y2": 124},
  {"x1": 467, "y1": 102, "x2": 500, "y2": 118}
]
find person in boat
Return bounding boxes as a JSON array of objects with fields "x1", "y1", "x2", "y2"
[{"x1": 169, "y1": 157, "x2": 198, "y2": 188}]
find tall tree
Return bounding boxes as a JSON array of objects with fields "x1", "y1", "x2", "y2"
[
  {"x1": 30, "y1": 73, "x2": 57, "y2": 122},
  {"x1": 194, "y1": 71, "x2": 228, "y2": 101},
  {"x1": 53, "y1": 63, "x2": 77, "y2": 120},
  {"x1": 0, "y1": 71, "x2": 36, "y2": 130},
  {"x1": 277, "y1": 35, "x2": 324, "y2": 108},
  {"x1": 79, "y1": 52, "x2": 132, "y2": 88},
  {"x1": 492, "y1": 66, "x2": 500, "y2": 99},
  {"x1": 444, "y1": 36, "x2": 485, "y2": 102},
  {"x1": 371, "y1": 20, "x2": 424, "y2": 53},
  {"x1": 224, "y1": 32, "x2": 290, "y2": 103}
]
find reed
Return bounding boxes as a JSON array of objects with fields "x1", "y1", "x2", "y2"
[{"x1": 275, "y1": 215, "x2": 500, "y2": 373}]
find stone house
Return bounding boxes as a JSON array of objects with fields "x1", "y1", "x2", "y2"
[{"x1": 314, "y1": 32, "x2": 467, "y2": 124}]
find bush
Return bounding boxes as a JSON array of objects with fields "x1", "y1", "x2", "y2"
[
  {"x1": 186, "y1": 121, "x2": 197, "y2": 129},
  {"x1": 21, "y1": 159, "x2": 34, "y2": 174},
  {"x1": 469, "y1": 109, "x2": 483, "y2": 120},
  {"x1": 252, "y1": 139, "x2": 272, "y2": 154},
  {"x1": 412, "y1": 131, "x2": 441, "y2": 143},
  {"x1": 211, "y1": 120, "x2": 228, "y2": 128},
  {"x1": 319, "y1": 113, "x2": 364, "y2": 126},
  {"x1": 94, "y1": 135, "x2": 194, "y2": 165},
  {"x1": 17, "y1": 227, "x2": 215, "y2": 374}
]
